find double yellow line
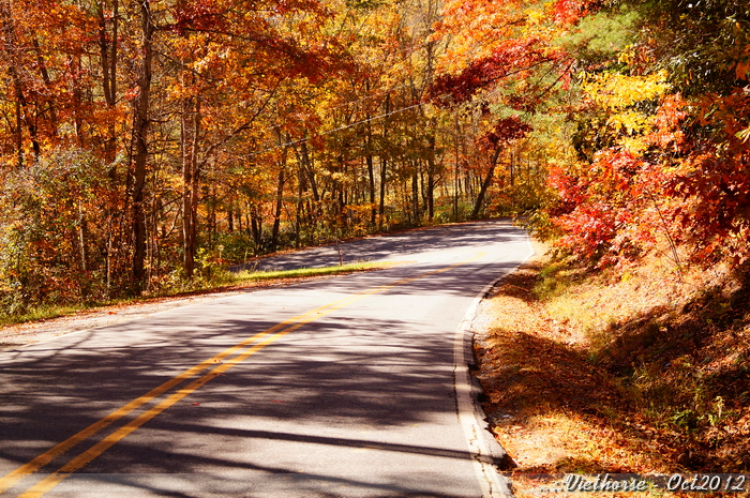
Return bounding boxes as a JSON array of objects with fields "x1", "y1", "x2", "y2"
[{"x1": 1, "y1": 252, "x2": 484, "y2": 498}]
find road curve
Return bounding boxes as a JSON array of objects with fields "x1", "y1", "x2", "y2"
[{"x1": 0, "y1": 221, "x2": 532, "y2": 498}]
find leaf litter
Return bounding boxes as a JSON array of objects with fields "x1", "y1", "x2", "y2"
[{"x1": 473, "y1": 239, "x2": 750, "y2": 497}]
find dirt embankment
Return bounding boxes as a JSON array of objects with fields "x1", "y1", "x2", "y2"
[{"x1": 474, "y1": 240, "x2": 750, "y2": 496}]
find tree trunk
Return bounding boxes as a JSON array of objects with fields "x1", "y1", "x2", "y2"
[
  {"x1": 427, "y1": 169, "x2": 435, "y2": 222},
  {"x1": 98, "y1": 0, "x2": 118, "y2": 165},
  {"x1": 299, "y1": 142, "x2": 319, "y2": 202},
  {"x1": 131, "y1": 0, "x2": 154, "y2": 290},
  {"x1": 426, "y1": 124, "x2": 437, "y2": 222},
  {"x1": 471, "y1": 147, "x2": 502, "y2": 219},
  {"x1": 379, "y1": 156, "x2": 387, "y2": 228},
  {"x1": 378, "y1": 95, "x2": 390, "y2": 228},
  {"x1": 271, "y1": 166, "x2": 285, "y2": 250},
  {"x1": 411, "y1": 166, "x2": 420, "y2": 224},
  {"x1": 250, "y1": 207, "x2": 262, "y2": 249},
  {"x1": 295, "y1": 168, "x2": 303, "y2": 248},
  {"x1": 0, "y1": 1, "x2": 30, "y2": 167},
  {"x1": 78, "y1": 203, "x2": 88, "y2": 272},
  {"x1": 420, "y1": 168, "x2": 427, "y2": 214},
  {"x1": 365, "y1": 88, "x2": 376, "y2": 226},
  {"x1": 367, "y1": 153, "x2": 376, "y2": 226},
  {"x1": 298, "y1": 142, "x2": 319, "y2": 238},
  {"x1": 32, "y1": 38, "x2": 58, "y2": 134},
  {"x1": 181, "y1": 93, "x2": 200, "y2": 279}
]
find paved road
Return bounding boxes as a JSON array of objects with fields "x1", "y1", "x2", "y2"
[
  {"x1": 0, "y1": 221, "x2": 532, "y2": 498},
  {"x1": 234, "y1": 223, "x2": 517, "y2": 272}
]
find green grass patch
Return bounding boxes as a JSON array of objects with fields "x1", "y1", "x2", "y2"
[
  {"x1": 235, "y1": 261, "x2": 391, "y2": 282},
  {"x1": 0, "y1": 261, "x2": 398, "y2": 329},
  {"x1": 0, "y1": 304, "x2": 87, "y2": 327},
  {"x1": 531, "y1": 256, "x2": 588, "y2": 302}
]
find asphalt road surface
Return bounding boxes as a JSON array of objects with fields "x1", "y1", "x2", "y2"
[{"x1": 0, "y1": 221, "x2": 533, "y2": 498}]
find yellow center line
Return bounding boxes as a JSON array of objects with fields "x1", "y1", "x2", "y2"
[
  {"x1": 6, "y1": 252, "x2": 486, "y2": 498},
  {"x1": 0, "y1": 291, "x2": 371, "y2": 495}
]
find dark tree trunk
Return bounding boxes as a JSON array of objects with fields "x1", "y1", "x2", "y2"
[
  {"x1": 251, "y1": 207, "x2": 262, "y2": 248},
  {"x1": 131, "y1": 0, "x2": 154, "y2": 290},
  {"x1": 365, "y1": 88, "x2": 376, "y2": 226},
  {"x1": 367, "y1": 153, "x2": 376, "y2": 226},
  {"x1": 271, "y1": 167, "x2": 285, "y2": 250},
  {"x1": 427, "y1": 169, "x2": 435, "y2": 222},
  {"x1": 295, "y1": 168, "x2": 303, "y2": 248},
  {"x1": 379, "y1": 157, "x2": 387, "y2": 228},
  {"x1": 98, "y1": 0, "x2": 118, "y2": 165},
  {"x1": 0, "y1": 1, "x2": 35, "y2": 166},
  {"x1": 181, "y1": 93, "x2": 200, "y2": 279},
  {"x1": 471, "y1": 147, "x2": 502, "y2": 219}
]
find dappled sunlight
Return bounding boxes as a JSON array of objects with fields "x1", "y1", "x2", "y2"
[{"x1": 0, "y1": 222, "x2": 531, "y2": 497}]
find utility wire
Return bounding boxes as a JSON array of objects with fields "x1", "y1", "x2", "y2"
[
  {"x1": 248, "y1": 82, "x2": 413, "y2": 140},
  {"x1": 248, "y1": 102, "x2": 425, "y2": 156}
]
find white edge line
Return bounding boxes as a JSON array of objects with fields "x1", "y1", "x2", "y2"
[{"x1": 454, "y1": 230, "x2": 535, "y2": 498}]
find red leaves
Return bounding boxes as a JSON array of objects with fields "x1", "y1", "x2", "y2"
[
  {"x1": 552, "y1": 0, "x2": 601, "y2": 26},
  {"x1": 170, "y1": 0, "x2": 227, "y2": 35},
  {"x1": 648, "y1": 89, "x2": 750, "y2": 267},
  {"x1": 481, "y1": 117, "x2": 532, "y2": 147},
  {"x1": 548, "y1": 149, "x2": 662, "y2": 264},
  {"x1": 650, "y1": 94, "x2": 689, "y2": 150},
  {"x1": 552, "y1": 0, "x2": 584, "y2": 25},
  {"x1": 428, "y1": 38, "x2": 557, "y2": 106},
  {"x1": 736, "y1": 60, "x2": 750, "y2": 81},
  {"x1": 549, "y1": 87, "x2": 750, "y2": 271},
  {"x1": 555, "y1": 201, "x2": 618, "y2": 260}
]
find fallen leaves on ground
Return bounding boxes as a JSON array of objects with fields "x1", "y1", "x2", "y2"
[{"x1": 474, "y1": 239, "x2": 750, "y2": 498}]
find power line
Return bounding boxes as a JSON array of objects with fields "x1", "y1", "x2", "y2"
[
  {"x1": 249, "y1": 83, "x2": 413, "y2": 140},
  {"x1": 249, "y1": 102, "x2": 425, "y2": 156}
]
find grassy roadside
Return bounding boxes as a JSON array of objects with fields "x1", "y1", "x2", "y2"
[
  {"x1": 474, "y1": 240, "x2": 750, "y2": 496},
  {"x1": 0, "y1": 261, "x2": 399, "y2": 328}
]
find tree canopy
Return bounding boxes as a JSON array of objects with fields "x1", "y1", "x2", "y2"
[{"x1": 0, "y1": 0, "x2": 748, "y2": 314}]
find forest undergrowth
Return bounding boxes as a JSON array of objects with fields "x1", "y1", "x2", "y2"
[{"x1": 475, "y1": 240, "x2": 750, "y2": 497}]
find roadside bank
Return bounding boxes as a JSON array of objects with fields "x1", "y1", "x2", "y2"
[{"x1": 473, "y1": 239, "x2": 750, "y2": 496}]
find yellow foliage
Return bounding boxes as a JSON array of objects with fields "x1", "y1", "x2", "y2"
[
  {"x1": 607, "y1": 109, "x2": 650, "y2": 134},
  {"x1": 581, "y1": 70, "x2": 670, "y2": 109},
  {"x1": 581, "y1": 71, "x2": 671, "y2": 151}
]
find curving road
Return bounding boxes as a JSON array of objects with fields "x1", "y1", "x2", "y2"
[{"x1": 0, "y1": 221, "x2": 532, "y2": 498}]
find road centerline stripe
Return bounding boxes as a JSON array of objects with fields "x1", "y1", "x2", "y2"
[
  {"x1": 0, "y1": 295, "x2": 371, "y2": 495},
  {"x1": 5, "y1": 253, "x2": 485, "y2": 498}
]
